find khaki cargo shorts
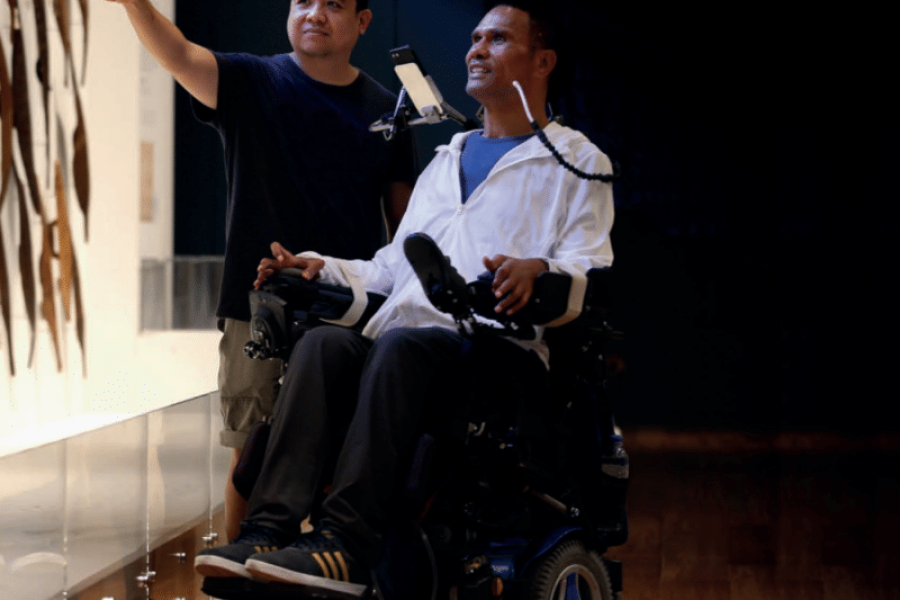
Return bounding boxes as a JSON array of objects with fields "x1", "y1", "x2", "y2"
[{"x1": 218, "y1": 318, "x2": 283, "y2": 448}]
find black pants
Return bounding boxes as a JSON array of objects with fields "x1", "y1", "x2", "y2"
[{"x1": 246, "y1": 325, "x2": 547, "y2": 561}]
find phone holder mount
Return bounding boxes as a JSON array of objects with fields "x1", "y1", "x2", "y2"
[{"x1": 370, "y1": 45, "x2": 476, "y2": 139}]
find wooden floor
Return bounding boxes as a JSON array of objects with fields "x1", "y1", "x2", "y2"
[
  {"x1": 68, "y1": 429, "x2": 899, "y2": 600},
  {"x1": 605, "y1": 429, "x2": 900, "y2": 600}
]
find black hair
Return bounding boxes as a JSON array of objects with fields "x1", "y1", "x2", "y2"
[
  {"x1": 488, "y1": 1, "x2": 573, "y2": 102},
  {"x1": 356, "y1": 0, "x2": 369, "y2": 11}
]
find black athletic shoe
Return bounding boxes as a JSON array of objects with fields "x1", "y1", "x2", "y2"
[
  {"x1": 195, "y1": 522, "x2": 289, "y2": 579},
  {"x1": 245, "y1": 528, "x2": 371, "y2": 598}
]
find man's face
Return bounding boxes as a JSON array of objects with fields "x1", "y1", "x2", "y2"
[
  {"x1": 465, "y1": 6, "x2": 539, "y2": 106},
  {"x1": 287, "y1": 0, "x2": 371, "y2": 61}
]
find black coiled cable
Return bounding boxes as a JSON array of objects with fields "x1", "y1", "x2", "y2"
[{"x1": 514, "y1": 81, "x2": 618, "y2": 182}]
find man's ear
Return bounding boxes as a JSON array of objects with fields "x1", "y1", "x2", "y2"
[
  {"x1": 536, "y1": 49, "x2": 557, "y2": 79},
  {"x1": 358, "y1": 9, "x2": 373, "y2": 35}
]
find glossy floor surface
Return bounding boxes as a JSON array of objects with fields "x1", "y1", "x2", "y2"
[
  {"x1": 606, "y1": 430, "x2": 900, "y2": 600},
  {"x1": 4, "y1": 422, "x2": 897, "y2": 600}
]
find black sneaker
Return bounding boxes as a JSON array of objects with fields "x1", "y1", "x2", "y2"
[
  {"x1": 195, "y1": 522, "x2": 289, "y2": 579},
  {"x1": 245, "y1": 528, "x2": 371, "y2": 598}
]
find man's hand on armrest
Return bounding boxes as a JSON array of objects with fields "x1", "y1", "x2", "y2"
[
  {"x1": 254, "y1": 241, "x2": 325, "y2": 289},
  {"x1": 482, "y1": 255, "x2": 549, "y2": 316}
]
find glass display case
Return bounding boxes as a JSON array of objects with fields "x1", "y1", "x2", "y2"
[{"x1": 0, "y1": 392, "x2": 230, "y2": 600}]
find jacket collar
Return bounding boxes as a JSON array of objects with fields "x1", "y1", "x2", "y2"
[{"x1": 440, "y1": 120, "x2": 570, "y2": 159}]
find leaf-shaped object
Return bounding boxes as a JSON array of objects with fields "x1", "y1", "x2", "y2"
[
  {"x1": 0, "y1": 226, "x2": 15, "y2": 375},
  {"x1": 11, "y1": 6, "x2": 44, "y2": 216},
  {"x1": 53, "y1": 0, "x2": 72, "y2": 58},
  {"x1": 77, "y1": 0, "x2": 88, "y2": 84},
  {"x1": 71, "y1": 249, "x2": 85, "y2": 376},
  {"x1": 33, "y1": 0, "x2": 51, "y2": 151},
  {"x1": 14, "y1": 170, "x2": 37, "y2": 366},
  {"x1": 71, "y1": 90, "x2": 89, "y2": 238},
  {"x1": 54, "y1": 160, "x2": 73, "y2": 320},
  {"x1": 39, "y1": 220, "x2": 62, "y2": 371},
  {"x1": 0, "y1": 35, "x2": 13, "y2": 208}
]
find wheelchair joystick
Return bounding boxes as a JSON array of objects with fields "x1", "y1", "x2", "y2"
[
  {"x1": 403, "y1": 232, "x2": 539, "y2": 339},
  {"x1": 403, "y1": 233, "x2": 469, "y2": 319}
]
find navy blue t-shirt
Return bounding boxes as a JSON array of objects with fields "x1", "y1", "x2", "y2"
[{"x1": 194, "y1": 52, "x2": 417, "y2": 321}]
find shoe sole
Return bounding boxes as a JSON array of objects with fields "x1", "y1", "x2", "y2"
[
  {"x1": 194, "y1": 555, "x2": 253, "y2": 579},
  {"x1": 245, "y1": 558, "x2": 367, "y2": 599}
]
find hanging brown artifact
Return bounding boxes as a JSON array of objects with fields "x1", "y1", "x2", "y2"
[
  {"x1": 0, "y1": 227, "x2": 13, "y2": 375},
  {"x1": 77, "y1": 0, "x2": 89, "y2": 84},
  {"x1": 52, "y1": 0, "x2": 71, "y2": 83},
  {"x1": 2, "y1": 0, "x2": 91, "y2": 375},
  {"x1": 71, "y1": 246, "x2": 86, "y2": 376},
  {"x1": 51, "y1": 0, "x2": 91, "y2": 236},
  {"x1": 33, "y1": 0, "x2": 51, "y2": 153},
  {"x1": 55, "y1": 118, "x2": 87, "y2": 371},
  {"x1": 39, "y1": 220, "x2": 63, "y2": 372},
  {"x1": 11, "y1": 0, "x2": 62, "y2": 368},
  {"x1": 71, "y1": 87, "x2": 90, "y2": 237},
  {"x1": 11, "y1": 0, "x2": 44, "y2": 216},
  {"x1": 0, "y1": 36, "x2": 14, "y2": 375},
  {"x1": 54, "y1": 161, "x2": 74, "y2": 320},
  {"x1": 0, "y1": 34, "x2": 12, "y2": 202},
  {"x1": 14, "y1": 173, "x2": 37, "y2": 366}
]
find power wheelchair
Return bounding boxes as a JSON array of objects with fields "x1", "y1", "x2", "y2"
[{"x1": 205, "y1": 233, "x2": 628, "y2": 600}]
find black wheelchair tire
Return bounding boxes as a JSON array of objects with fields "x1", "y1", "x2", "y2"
[{"x1": 522, "y1": 539, "x2": 614, "y2": 600}]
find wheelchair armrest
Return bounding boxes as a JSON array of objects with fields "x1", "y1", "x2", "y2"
[
  {"x1": 468, "y1": 267, "x2": 612, "y2": 328},
  {"x1": 403, "y1": 232, "x2": 611, "y2": 334},
  {"x1": 245, "y1": 271, "x2": 385, "y2": 361}
]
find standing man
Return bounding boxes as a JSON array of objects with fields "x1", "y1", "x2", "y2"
[
  {"x1": 105, "y1": 0, "x2": 416, "y2": 540},
  {"x1": 194, "y1": 2, "x2": 615, "y2": 596}
]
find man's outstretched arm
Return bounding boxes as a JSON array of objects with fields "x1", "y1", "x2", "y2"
[{"x1": 106, "y1": 0, "x2": 219, "y2": 109}]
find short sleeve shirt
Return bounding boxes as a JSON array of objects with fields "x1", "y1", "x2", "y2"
[{"x1": 194, "y1": 52, "x2": 417, "y2": 320}]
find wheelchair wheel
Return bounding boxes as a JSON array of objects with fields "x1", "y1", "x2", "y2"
[{"x1": 523, "y1": 539, "x2": 613, "y2": 600}]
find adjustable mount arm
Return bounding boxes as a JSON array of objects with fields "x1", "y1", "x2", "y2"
[{"x1": 370, "y1": 45, "x2": 476, "y2": 139}]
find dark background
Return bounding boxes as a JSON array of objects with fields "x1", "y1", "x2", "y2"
[{"x1": 173, "y1": 1, "x2": 897, "y2": 434}]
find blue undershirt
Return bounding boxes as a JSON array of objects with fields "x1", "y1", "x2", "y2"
[{"x1": 460, "y1": 131, "x2": 534, "y2": 203}]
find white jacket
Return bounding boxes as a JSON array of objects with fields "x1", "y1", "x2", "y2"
[{"x1": 305, "y1": 121, "x2": 615, "y2": 364}]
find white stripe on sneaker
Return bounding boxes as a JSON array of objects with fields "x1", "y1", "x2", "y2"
[
  {"x1": 245, "y1": 558, "x2": 367, "y2": 598},
  {"x1": 194, "y1": 555, "x2": 252, "y2": 579}
]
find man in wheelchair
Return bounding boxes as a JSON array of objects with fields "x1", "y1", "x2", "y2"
[{"x1": 196, "y1": 3, "x2": 617, "y2": 598}]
